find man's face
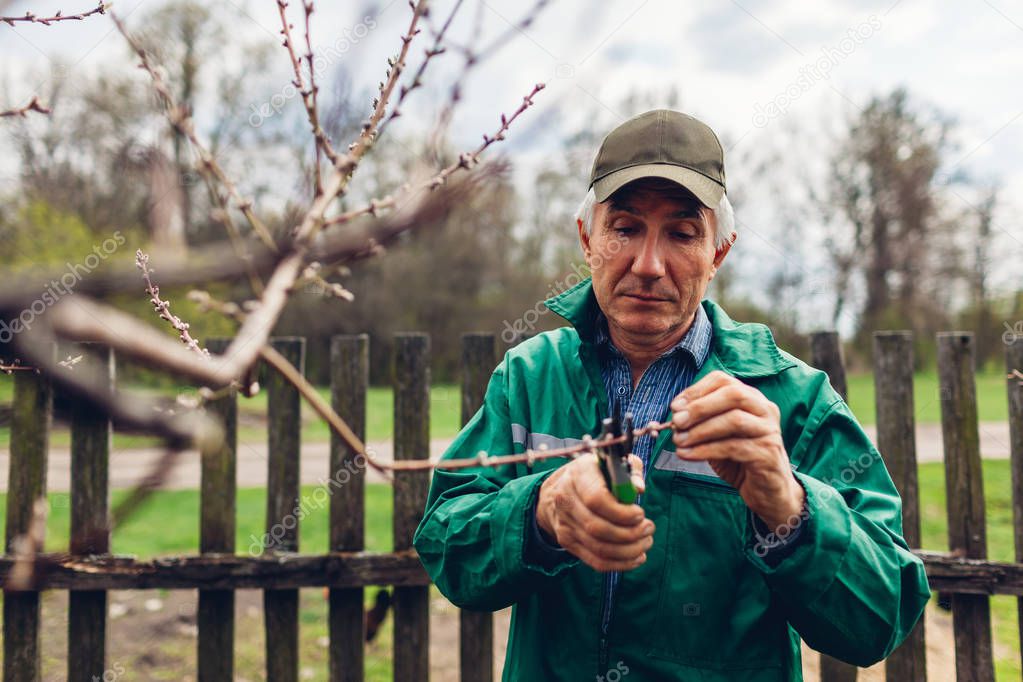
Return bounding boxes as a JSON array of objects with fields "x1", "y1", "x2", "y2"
[{"x1": 579, "y1": 178, "x2": 731, "y2": 345}]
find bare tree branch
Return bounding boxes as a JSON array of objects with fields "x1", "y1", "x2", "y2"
[
  {"x1": 111, "y1": 10, "x2": 279, "y2": 254},
  {"x1": 275, "y1": 0, "x2": 339, "y2": 193},
  {"x1": 1, "y1": 1, "x2": 107, "y2": 26},
  {"x1": 10, "y1": 320, "x2": 221, "y2": 447},
  {"x1": 0, "y1": 95, "x2": 50, "y2": 118}
]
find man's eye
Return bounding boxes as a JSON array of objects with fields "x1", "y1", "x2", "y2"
[
  {"x1": 612, "y1": 224, "x2": 637, "y2": 234},
  {"x1": 672, "y1": 231, "x2": 695, "y2": 240}
]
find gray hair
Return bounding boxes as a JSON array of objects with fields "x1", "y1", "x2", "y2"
[{"x1": 574, "y1": 186, "x2": 736, "y2": 250}]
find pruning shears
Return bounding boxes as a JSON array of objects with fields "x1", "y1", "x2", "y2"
[{"x1": 597, "y1": 409, "x2": 638, "y2": 504}]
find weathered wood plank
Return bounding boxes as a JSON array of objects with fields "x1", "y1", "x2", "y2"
[
  {"x1": 937, "y1": 332, "x2": 994, "y2": 682},
  {"x1": 811, "y1": 330, "x2": 857, "y2": 682},
  {"x1": 264, "y1": 337, "x2": 304, "y2": 682},
  {"x1": 4, "y1": 346, "x2": 53, "y2": 682},
  {"x1": 329, "y1": 335, "x2": 368, "y2": 682},
  {"x1": 459, "y1": 333, "x2": 495, "y2": 682},
  {"x1": 873, "y1": 332, "x2": 926, "y2": 682},
  {"x1": 0, "y1": 551, "x2": 429, "y2": 590},
  {"x1": 68, "y1": 345, "x2": 113, "y2": 682},
  {"x1": 393, "y1": 333, "x2": 430, "y2": 682},
  {"x1": 198, "y1": 338, "x2": 236, "y2": 682},
  {"x1": 810, "y1": 330, "x2": 849, "y2": 400},
  {"x1": 0, "y1": 550, "x2": 1020, "y2": 594}
]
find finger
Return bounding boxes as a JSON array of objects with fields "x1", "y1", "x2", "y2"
[
  {"x1": 562, "y1": 501, "x2": 655, "y2": 544},
  {"x1": 673, "y1": 409, "x2": 776, "y2": 448},
  {"x1": 673, "y1": 382, "x2": 773, "y2": 431},
  {"x1": 671, "y1": 370, "x2": 735, "y2": 409},
  {"x1": 563, "y1": 535, "x2": 649, "y2": 573},
  {"x1": 627, "y1": 453, "x2": 646, "y2": 494},
  {"x1": 676, "y1": 437, "x2": 766, "y2": 462},
  {"x1": 583, "y1": 533, "x2": 654, "y2": 562},
  {"x1": 572, "y1": 461, "x2": 646, "y2": 526}
]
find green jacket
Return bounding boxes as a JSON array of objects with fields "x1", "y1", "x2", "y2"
[{"x1": 413, "y1": 278, "x2": 931, "y2": 681}]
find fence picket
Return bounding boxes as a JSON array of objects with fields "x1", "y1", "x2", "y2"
[
  {"x1": 198, "y1": 338, "x2": 237, "y2": 681},
  {"x1": 3, "y1": 344, "x2": 53, "y2": 682},
  {"x1": 937, "y1": 332, "x2": 995, "y2": 682},
  {"x1": 393, "y1": 333, "x2": 430, "y2": 682},
  {"x1": 264, "y1": 337, "x2": 305, "y2": 682},
  {"x1": 67, "y1": 345, "x2": 113, "y2": 682},
  {"x1": 329, "y1": 335, "x2": 369, "y2": 682},
  {"x1": 873, "y1": 332, "x2": 927, "y2": 681}
]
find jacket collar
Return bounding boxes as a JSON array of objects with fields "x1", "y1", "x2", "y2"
[{"x1": 543, "y1": 277, "x2": 796, "y2": 379}]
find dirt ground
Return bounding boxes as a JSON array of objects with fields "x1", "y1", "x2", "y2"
[{"x1": 22, "y1": 587, "x2": 963, "y2": 681}]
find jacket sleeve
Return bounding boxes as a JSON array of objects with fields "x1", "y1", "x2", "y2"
[
  {"x1": 412, "y1": 359, "x2": 579, "y2": 611},
  {"x1": 743, "y1": 392, "x2": 932, "y2": 667}
]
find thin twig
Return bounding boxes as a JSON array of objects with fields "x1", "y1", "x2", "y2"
[
  {"x1": 0, "y1": 363, "x2": 36, "y2": 373},
  {"x1": 429, "y1": 0, "x2": 550, "y2": 145},
  {"x1": 136, "y1": 250, "x2": 210, "y2": 358},
  {"x1": 0, "y1": 95, "x2": 50, "y2": 118},
  {"x1": 276, "y1": 0, "x2": 339, "y2": 191},
  {"x1": 373, "y1": 0, "x2": 464, "y2": 143},
  {"x1": 1, "y1": 1, "x2": 107, "y2": 26}
]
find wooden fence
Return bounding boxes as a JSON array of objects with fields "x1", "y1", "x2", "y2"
[{"x1": 0, "y1": 330, "x2": 1021, "y2": 681}]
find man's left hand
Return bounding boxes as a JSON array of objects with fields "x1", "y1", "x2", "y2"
[{"x1": 670, "y1": 370, "x2": 805, "y2": 533}]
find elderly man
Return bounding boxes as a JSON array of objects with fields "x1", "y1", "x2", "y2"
[{"x1": 414, "y1": 109, "x2": 930, "y2": 681}]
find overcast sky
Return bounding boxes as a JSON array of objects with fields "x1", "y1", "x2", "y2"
[{"x1": 2, "y1": 0, "x2": 1021, "y2": 323}]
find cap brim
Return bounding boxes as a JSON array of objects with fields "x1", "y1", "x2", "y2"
[{"x1": 592, "y1": 164, "x2": 724, "y2": 208}]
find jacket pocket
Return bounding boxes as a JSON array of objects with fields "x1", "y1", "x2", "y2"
[{"x1": 645, "y1": 473, "x2": 789, "y2": 671}]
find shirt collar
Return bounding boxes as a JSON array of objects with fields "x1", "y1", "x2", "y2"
[{"x1": 594, "y1": 302, "x2": 713, "y2": 370}]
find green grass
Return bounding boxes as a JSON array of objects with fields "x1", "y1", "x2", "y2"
[{"x1": 845, "y1": 368, "x2": 1010, "y2": 426}]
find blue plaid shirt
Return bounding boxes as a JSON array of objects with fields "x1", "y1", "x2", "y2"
[{"x1": 593, "y1": 304, "x2": 713, "y2": 471}]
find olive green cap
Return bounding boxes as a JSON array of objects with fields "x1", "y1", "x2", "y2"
[{"x1": 589, "y1": 109, "x2": 727, "y2": 208}]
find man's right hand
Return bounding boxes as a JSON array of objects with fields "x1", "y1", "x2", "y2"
[{"x1": 535, "y1": 453, "x2": 654, "y2": 572}]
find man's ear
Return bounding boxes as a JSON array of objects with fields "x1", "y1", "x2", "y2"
[
  {"x1": 577, "y1": 218, "x2": 592, "y2": 264},
  {"x1": 708, "y1": 232, "x2": 735, "y2": 280}
]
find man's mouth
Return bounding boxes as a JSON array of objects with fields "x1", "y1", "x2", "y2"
[{"x1": 623, "y1": 293, "x2": 672, "y2": 303}]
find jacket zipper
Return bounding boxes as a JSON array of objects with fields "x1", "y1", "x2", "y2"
[
  {"x1": 598, "y1": 571, "x2": 615, "y2": 672},
  {"x1": 595, "y1": 407, "x2": 665, "y2": 676}
]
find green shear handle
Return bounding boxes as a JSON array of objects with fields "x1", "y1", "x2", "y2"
[{"x1": 597, "y1": 411, "x2": 638, "y2": 504}]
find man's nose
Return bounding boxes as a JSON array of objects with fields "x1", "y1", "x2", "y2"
[{"x1": 631, "y1": 233, "x2": 666, "y2": 279}]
